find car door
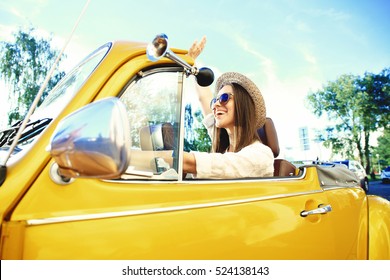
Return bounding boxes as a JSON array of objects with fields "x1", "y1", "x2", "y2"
[{"x1": 6, "y1": 65, "x2": 367, "y2": 260}]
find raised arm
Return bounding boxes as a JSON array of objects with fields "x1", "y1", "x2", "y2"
[{"x1": 188, "y1": 36, "x2": 213, "y2": 117}]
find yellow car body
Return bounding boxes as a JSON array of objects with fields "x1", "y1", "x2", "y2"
[{"x1": 1, "y1": 39, "x2": 390, "y2": 260}]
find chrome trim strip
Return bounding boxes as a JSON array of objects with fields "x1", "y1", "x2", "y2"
[
  {"x1": 322, "y1": 185, "x2": 361, "y2": 191},
  {"x1": 26, "y1": 187, "x2": 320, "y2": 226},
  {"x1": 105, "y1": 171, "x2": 306, "y2": 184},
  {"x1": 104, "y1": 177, "x2": 298, "y2": 185}
]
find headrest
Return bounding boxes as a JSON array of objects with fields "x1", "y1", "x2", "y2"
[
  {"x1": 140, "y1": 123, "x2": 175, "y2": 151},
  {"x1": 257, "y1": 117, "x2": 280, "y2": 158}
]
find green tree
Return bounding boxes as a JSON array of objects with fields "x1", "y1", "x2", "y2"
[
  {"x1": 0, "y1": 28, "x2": 65, "y2": 125},
  {"x1": 358, "y1": 68, "x2": 390, "y2": 172},
  {"x1": 184, "y1": 104, "x2": 211, "y2": 152},
  {"x1": 306, "y1": 68, "x2": 390, "y2": 172},
  {"x1": 372, "y1": 129, "x2": 390, "y2": 168}
]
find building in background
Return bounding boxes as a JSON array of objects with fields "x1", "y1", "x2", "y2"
[{"x1": 281, "y1": 125, "x2": 332, "y2": 162}]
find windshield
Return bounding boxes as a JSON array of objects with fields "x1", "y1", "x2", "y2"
[
  {"x1": 34, "y1": 43, "x2": 111, "y2": 119},
  {"x1": 0, "y1": 43, "x2": 111, "y2": 164}
]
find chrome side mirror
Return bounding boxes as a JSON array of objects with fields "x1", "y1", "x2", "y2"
[
  {"x1": 147, "y1": 34, "x2": 214, "y2": 87},
  {"x1": 49, "y1": 97, "x2": 130, "y2": 179}
]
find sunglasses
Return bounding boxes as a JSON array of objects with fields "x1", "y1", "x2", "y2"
[{"x1": 210, "y1": 93, "x2": 234, "y2": 109}]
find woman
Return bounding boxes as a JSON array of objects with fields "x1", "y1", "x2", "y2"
[{"x1": 182, "y1": 37, "x2": 274, "y2": 178}]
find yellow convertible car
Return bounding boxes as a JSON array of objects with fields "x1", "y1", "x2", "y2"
[{"x1": 0, "y1": 34, "x2": 389, "y2": 260}]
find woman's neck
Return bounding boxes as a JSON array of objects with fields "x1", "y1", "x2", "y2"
[{"x1": 226, "y1": 128, "x2": 236, "y2": 152}]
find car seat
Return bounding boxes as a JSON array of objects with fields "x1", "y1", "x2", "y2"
[
  {"x1": 139, "y1": 123, "x2": 175, "y2": 151},
  {"x1": 257, "y1": 118, "x2": 296, "y2": 177}
]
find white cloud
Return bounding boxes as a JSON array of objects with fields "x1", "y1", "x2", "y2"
[
  {"x1": 297, "y1": 44, "x2": 318, "y2": 65},
  {"x1": 1, "y1": 0, "x2": 49, "y2": 21},
  {"x1": 285, "y1": 15, "x2": 313, "y2": 33},
  {"x1": 233, "y1": 34, "x2": 281, "y2": 89},
  {"x1": 308, "y1": 8, "x2": 351, "y2": 22},
  {"x1": 0, "y1": 24, "x2": 15, "y2": 41}
]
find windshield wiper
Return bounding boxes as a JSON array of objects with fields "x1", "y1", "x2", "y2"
[{"x1": 0, "y1": 118, "x2": 52, "y2": 148}]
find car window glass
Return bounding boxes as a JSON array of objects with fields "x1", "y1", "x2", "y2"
[{"x1": 119, "y1": 70, "x2": 183, "y2": 180}]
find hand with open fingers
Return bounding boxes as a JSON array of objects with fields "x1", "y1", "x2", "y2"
[{"x1": 188, "y1": 36, "x2": 207, "y2": 60}]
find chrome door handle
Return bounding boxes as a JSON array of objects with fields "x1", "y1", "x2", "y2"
[{"x1": 300, "y1": 204, "x2": 332, "y2": 217}]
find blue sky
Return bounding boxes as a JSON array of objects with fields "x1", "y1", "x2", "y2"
[{"x1": 0, "y1": 0, "x2": 389, "y2": 159}]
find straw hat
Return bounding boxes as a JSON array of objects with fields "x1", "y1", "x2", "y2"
[{"x1": 215, "y1": 72, "x2": 266, "y2": 128}]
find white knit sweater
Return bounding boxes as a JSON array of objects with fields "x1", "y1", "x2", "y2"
[{"x1": 191, "y1": 114, "x2": 274, "y2": 179}]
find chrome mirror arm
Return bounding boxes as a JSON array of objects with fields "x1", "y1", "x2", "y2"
[
  {"x1": 164, "y1": 51, "x2": 198, "y2": 76},
  {"x1": 147, "y1": 34, "x2": 214, "y2": 87}
]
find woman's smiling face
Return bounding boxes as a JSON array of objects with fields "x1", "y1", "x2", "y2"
[{"x1": 212, "y1": 85, "x2": 235, "y2": 132}]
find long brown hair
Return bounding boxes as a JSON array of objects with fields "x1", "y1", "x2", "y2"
[{"x1": 213, "y1": 83, "x2": 260, "y2": 153}]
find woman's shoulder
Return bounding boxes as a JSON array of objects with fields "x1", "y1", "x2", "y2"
[{"x1": 242, "y1": 140, "x2": 274, "y2": 157}]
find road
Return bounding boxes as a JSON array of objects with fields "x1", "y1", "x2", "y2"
[{"x1": 367, "y1": 181, "x2": 390, "y2": 201}]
